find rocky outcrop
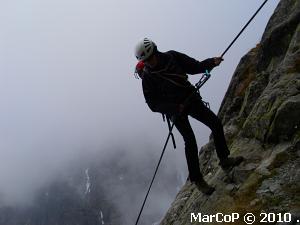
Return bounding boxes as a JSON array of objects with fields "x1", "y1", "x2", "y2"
[{"x1": 160, "y1": 1, "x2": 300, "y2": 224}]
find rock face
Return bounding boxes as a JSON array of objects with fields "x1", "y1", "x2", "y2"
[{"x1": 160, "y1": 1, "x2": 300, "y2": 224}]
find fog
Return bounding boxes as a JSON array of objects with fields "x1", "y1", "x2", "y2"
[{"x1": 1, "y1": 0, "x2": 279, "y2": 219}]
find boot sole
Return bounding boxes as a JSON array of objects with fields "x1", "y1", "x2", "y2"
[{"x1": 221, "y1": 156, "x2": 244, "y2": 171}]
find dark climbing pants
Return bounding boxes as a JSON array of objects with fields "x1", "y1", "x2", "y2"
[{"x1": 173, "y1": 98, "x2": 230, "y2": 183}]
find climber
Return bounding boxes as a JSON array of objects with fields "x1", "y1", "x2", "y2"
[{"x1": 135, "y1": 38, "x2": 244, "y2": 195}]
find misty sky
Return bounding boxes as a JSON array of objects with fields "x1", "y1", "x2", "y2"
[{"x1": 0, "y1": 0, "x2": 280, "y2": 207}]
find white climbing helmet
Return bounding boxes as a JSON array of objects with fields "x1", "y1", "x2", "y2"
[{"x1": 134, "y1": 38, "x2": 157, "y2": 61}]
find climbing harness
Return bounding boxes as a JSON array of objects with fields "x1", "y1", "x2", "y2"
[
  {"x1": 161, "y1": 69, "x2": 211, "y2": 151},
  {"x1": 134, "y1": 1, "x2": 270, "y2": 224}
]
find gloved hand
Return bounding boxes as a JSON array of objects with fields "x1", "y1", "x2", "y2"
[{"x1": 213, "y1": 57, "x2": 224, "y2": 66}]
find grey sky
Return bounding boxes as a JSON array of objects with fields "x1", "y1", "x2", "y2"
[{"x1": 1, "y1": 0, "x2": 279, "y2": 206}]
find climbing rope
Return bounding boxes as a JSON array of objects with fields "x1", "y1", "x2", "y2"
[
  {"x1": 134, "y1": 1, "x2": 270, "y2": 224},
  {"x1": 221, "y1": 0, "x2": 269, "y2": 58}
]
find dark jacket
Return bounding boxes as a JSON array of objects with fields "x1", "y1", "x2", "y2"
[{"x1": 141, "y1": 50, "x2": 216, "y2": 114}]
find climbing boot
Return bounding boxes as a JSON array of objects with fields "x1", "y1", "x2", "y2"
[
  {"x1": 193, "y1": 179, "x2": 215, "y2": 195},
  {"x1": 219, "y1": 156, "x2": 244, "y2": 171}
]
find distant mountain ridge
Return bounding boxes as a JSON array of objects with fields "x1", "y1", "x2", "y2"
[{"x1": 0, "y1": 149, "x2": 182, "y2": 225}]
